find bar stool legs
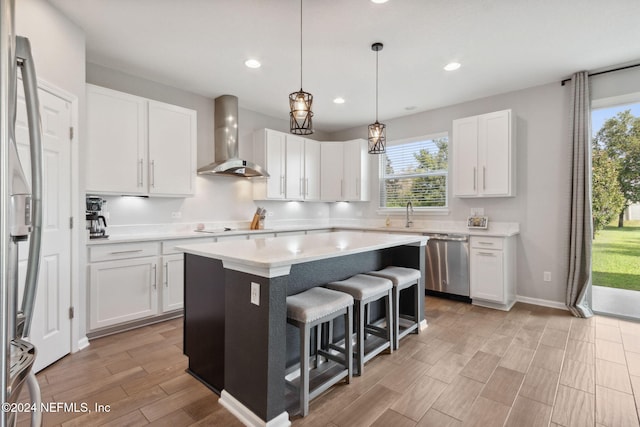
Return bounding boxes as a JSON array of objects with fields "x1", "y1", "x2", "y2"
[{"x1": 286, "y1": 287, "x2": 353, "y2": 417}]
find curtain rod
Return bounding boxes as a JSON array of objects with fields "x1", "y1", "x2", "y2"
[{"x1": 561, "y1": 63, "x2": 640, "y2": 86}]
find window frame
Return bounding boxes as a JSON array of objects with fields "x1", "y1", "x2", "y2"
[{"x1": 377, "y1": 132, "x2": 450, "y2": 216}]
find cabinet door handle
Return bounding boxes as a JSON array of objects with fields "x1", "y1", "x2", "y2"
[
  {"x1": 473, "y1": 167, "x2": 476, "y2": 191},
  {"x1": 305, "y1": 178, "x2": 309, "y2": 196},
  {"x1": 477, "y1": 252, "x2": 496, "y2": 257},
  {"x1": 109, "y1": 249, "x2": 143, "y2": 255},
  {"x1": 356, "y1": 177, "x2": 360, "y2": 197},
  {"x1": 340, "y1": 179, "x2": 344, "y2": 198},
  {"x1": 478, "y1": 242, "x2": 494, "y2": 246},
  {"x1": 483, "y1": 166, "x2": 486, "y2": 190},
  {"x1": 150, "y1": 160, "x2": 155, "y2": 188},
  {"x1": 138, "y1": 159, "x2": 144, "y2": 187},
  {"x1": 152, "y1": 265, "x2": 157, "y2": 289},
  {"x1": 280, "y1": 175, "x2": 285, "y2": 195},
  {"x1": 300, "y1": 177, "x2": 304, "y2": 197},
  {"x1": 164, "y1": 263, "x2": 168, "y2": 287}
]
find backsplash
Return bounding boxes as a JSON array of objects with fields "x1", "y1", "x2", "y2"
[{"x1": 95, "y1": 176, "x2": 331, "y2": 228}]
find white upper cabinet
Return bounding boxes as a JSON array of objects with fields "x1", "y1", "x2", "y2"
[
  {"x1": 452, "y1": 109, "x2": 514, "y2": 198},
  {"x1": 342, "y1": 139, "x2": 369, "y2": 202},
  {"x1": 87, "y1": 84, "x2": 147, "y2": 195},
  {"x1": 321, "y1": 139, "x2": 369, "y2": 202},
  {"x1": 285, "y1": 134, "x2": 305, "y2": 200},
  {"x1": 253, "y1": 129, "x2": 321, "y2": 201},
  {"x1": 253, "y1": 129, "x2": 286, "y2": 199},
  {"x1": 148, "y1": 100, "x2": 197, "y2": 196},
  {"x1": 304, "y1": 139, "x2": 321, "y2": 201},
  {"x1": 320, "y1": 142, "x2": 344, "y2": 201},
  {"x1": 86, "y1": 84, "x2": 197, "y2": 197}
]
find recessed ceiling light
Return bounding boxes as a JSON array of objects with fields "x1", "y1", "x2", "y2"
[
  {"x1": 244, "y1": 59, "x2": 261, "y2": 69},
  {"x1": 405, "y1": 106, "x2": 417, "y2": 111},
  {"x1": 333, "y1": 97, "x2": 345, "y2": 104},
  {"x1": 371, "y1": 0, "x2": 389, "y2": 3},
  {"x1": 444, "y1": 62, "x2": 461, "y2": 71}
]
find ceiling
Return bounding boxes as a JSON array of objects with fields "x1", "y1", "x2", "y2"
[{"x1": 49, "y1": 0, "x2": 640, "y2": 133}]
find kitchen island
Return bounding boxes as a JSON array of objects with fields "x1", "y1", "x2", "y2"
[{"x1": 178, "y1": 231, "x2": 428, "y2": 427}]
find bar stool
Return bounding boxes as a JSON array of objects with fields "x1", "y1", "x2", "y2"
[
  {"x1": 366, "y1": 266, "x2": 421, "y2": 350},
  {"x1": 286, "y1": 287, "x2": 353, "y2": 417},
  {"x1": 326, "y1": 274, "x2": 393, "y2": 376}
]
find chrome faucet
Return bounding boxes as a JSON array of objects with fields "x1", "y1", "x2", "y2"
[{"x1": 406, "y1": 201, "x2": 413, "y2": 228}]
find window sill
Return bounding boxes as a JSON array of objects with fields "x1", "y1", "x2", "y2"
[{"x1": 376, "y1": 208, "x2": 450, "y2": 216}]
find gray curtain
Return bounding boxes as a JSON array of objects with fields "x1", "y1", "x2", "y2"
[{"x1": 566, "y1": 71, "x2": 594, "y2": 318}]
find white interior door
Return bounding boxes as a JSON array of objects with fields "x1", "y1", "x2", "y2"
[{"x1": 16, "y1": 83, "x2": 72, "y2": 373}]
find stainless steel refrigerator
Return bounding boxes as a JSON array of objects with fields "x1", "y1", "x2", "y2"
[{"x1": 1, "y1": 0, "x2": 44, "y2": 425}]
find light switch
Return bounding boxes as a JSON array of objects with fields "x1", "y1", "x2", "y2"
[{"x1": 251, "y1": 282, "x2": 260, "y2": 306}]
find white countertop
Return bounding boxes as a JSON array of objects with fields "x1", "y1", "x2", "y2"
[
  {"x1": 86, "y1": 221, "x2": 518, "y2": 245},
  {"x1": 177, "y1": 230, "x2": 428, "y2": 278}
]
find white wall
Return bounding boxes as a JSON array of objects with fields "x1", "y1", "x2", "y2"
[
  {"x1": 328, "y1": 82, "x2": 572, "y2": 305},
  {"x1": 86, "y1": 64, "x2": 332, "y2": 228},
  {"x1": 15, "y1": 0, "x2": 87, "y2": 340}
]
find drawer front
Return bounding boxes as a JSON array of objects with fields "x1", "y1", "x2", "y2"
[
  {"x1": 162, "y1": 237, "x2": 215, "y2": 255},
  {"x1": 89, "y1": 241, "x2": 159, "y2": 262},
  {"x1": 215, "y1": 234, "x2": 249, "y2": 242},
  {"x1": 470, "y1": 236, "x2": 504, "y2": 250}
]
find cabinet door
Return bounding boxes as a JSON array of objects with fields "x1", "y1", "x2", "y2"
[
  {"x1": 452, "y1": 116, "x2": 479, "y2": 197},
  {"x1": 470, "y1": 248, "x2": 504, "y2": 303},
  {"x1": 264, "y1": 130, "x2": 286, "y2": 199},
  {"x1": 162, "y1": 254, "x2": 184, "y2": 312},
  {"x1": 148, "y1": 100, "x2": 197, "y2": 196},
  {"x1": 478, "y1": 110, "x2": 511, "y2": 196},
  {"x1": 285, "y1": 134, "x2": 305, "y2": 200},
  {"x1": 304, "y1": 140, "x2": 321, "y2": 201},
  {"x1": 320, "y1": 142, "x2": 344, "y2": 201},
  {"x1": 342, "y1": 139, "x2": 369, "y2": 201},
  {"x1": 86, "y1": 84, "x2": 147, "y2": 195},
  {"x1": 89, "y1": 257, "x2": 158, "y2": 330}
]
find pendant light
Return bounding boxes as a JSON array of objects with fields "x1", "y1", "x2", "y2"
[
  {"x1": 368, "y1": 42, "x2": 386, "y2": 154},
  {"x1": 289, "y1": 0, "x2": 313, "y2": 135}
]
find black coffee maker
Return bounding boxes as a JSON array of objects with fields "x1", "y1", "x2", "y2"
[{"x1": 86, "y1": 196, "x2": 108, "y2": 239}]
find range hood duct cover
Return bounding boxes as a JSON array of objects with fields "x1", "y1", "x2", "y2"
[{"x1": 197, "y1": 95, "x2": 269, "y2": 177}]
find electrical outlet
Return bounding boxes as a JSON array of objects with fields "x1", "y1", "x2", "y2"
[
  {"x1": 543, "y1": 271, "x2": 551, "y2": 282},
  {"x1": 250, "y1": 282, "x2": 260, "y2": 306},
  {"x1": 470, "y1": 208, "x2": 485, "y2": 216},
  {"x1": 171, "y1": 211, "x2": 182, "y2": 219}
]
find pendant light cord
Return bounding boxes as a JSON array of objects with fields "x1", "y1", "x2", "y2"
[
  {"x1": 300, "y1": 0, "x2": 303, "y2": 89},
  {"x1": 375, "y1": 48, "x2": 379, "y2": 122}
]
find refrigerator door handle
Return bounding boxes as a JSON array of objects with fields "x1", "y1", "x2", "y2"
[{"x1": 16, "y1": 36, "x2": 43, "y2": 339}]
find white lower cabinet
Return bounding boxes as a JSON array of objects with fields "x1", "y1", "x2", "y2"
[
  {"x1": 470, "y1": 235, "x2": 516, "y2": 310},
  {"x1": 89, "y1": 256, "x2": 159, "y2": 330},
  {"x1": 162, "y1": 254, "x2": 185, "y2": 312},
  {"x1": 88, "y1": 237, "x2": 215, "y2": 333}
]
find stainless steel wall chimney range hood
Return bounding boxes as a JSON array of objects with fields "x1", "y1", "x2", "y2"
[{"x1": 197, "y1": 95, "x2": 269, "y2": 178}]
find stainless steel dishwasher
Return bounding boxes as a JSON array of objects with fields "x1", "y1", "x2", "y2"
[{"x1": 424, "y1": 233, "x2": 470, "y2": 300}]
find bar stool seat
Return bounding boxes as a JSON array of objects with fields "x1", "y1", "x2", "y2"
[
  {"x1": 286, "y1": 287, "x2": 353, "y2": 417},
  {"x1": 326, "y1": 274, "x2": 393, "y2": 375},
  {"x1": 366, "y1": 266, "x2": 421, "y2": 350}
]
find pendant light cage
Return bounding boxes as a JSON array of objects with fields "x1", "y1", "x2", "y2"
[
  {"x1": 368, "y1": 42, "x2": 385, "y2": 154},
  {"x1": 290, "y1": 0, "x2": 313, "y2": 135},
  {"x1": 368, "y1": 121, "x2": 386, "y2": 154},
  {"x1": 289, "y1": 90, "x2": 314, "y2": 135}
]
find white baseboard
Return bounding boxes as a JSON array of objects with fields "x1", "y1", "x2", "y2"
[
  {"x1": 516, "y1": 295, "x2": 567, "y2": 311},
  {"x1": 219, "y1": 390, "x2": 291, "y2": 427},
  {"x1": 76, "y1": 336, "x2": 90, "y2": 351},
  {"x1": 419, "y1": 319, "x2": 428, "y2": 331}
]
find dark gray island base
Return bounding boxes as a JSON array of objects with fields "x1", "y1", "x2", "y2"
[{"x1": 180, "y1": 231, "x2": 427, "y2": 427}]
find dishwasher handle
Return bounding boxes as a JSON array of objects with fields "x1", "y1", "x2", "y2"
[{"x1": 424, "y1": 233, "x2": 469, "y2": 242}]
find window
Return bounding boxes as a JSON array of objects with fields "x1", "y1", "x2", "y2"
[{"x1": 379, "y1": 133, "x2": 448, "y2": 210}]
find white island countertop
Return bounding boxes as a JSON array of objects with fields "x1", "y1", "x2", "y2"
[{"x1": 177, "y1": 230, "x2": 428, "y2": 278}]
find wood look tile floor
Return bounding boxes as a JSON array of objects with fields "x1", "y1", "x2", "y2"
[{"x1": 16, "y1": 297, "x2": 640, "y2": 426}]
